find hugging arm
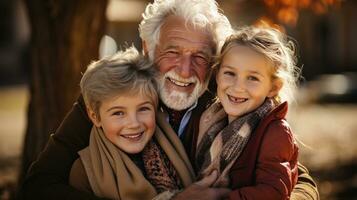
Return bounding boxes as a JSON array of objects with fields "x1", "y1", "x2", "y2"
[
  {"x1": 291, "y1": 163, "x2": 319, "y2": 200},
  {"x1": 20, "y1": 96, "x2": 108, "y2": 200},
  {"x1": 172, "y1": 171, "x2": 231, "y2": 200}
]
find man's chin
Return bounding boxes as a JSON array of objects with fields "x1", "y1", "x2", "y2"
[
  {"x1": 158, "y1": 78, "x2": 206, "y2": 111},
  {"x1": 160, "y1": 92, "x2": 195, "y2": 111}
]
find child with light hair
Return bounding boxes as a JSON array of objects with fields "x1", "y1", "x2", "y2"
[
  {"x1": 195, "y1": 26, "x2": 300, "y2": 199},
  {"x1": 69, "y1": 46, "x2": 194, "y2": 200}
]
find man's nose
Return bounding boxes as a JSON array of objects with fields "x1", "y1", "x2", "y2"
[{"x1": 177, "y1": 54, "x2": 193, "y2": 78}]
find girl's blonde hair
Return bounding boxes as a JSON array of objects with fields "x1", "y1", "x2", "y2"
[
  {"x1": 80, "y1": 46, "x2": 158, "y2": 120},
  {"x1": 214, "y1": 26, "x2": 300, "y2": 103}
]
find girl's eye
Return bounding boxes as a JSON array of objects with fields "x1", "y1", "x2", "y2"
[
  {"x1": 248, "y1": 76, "x2": 259, "y2": 81},
  {"x1": 223, "y1": 71, "x2": 235, "y2": 76},
  {"x1": 113, "y1": 111, "x2": 124, "y2": 116}
]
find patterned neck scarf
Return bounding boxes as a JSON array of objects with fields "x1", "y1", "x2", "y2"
[
  {"x1": 195, "y1": 98, "x2": 275, "y2": 187},
  {"x1": 142, "y1": 139, "x2": 182, "y2": 193}
]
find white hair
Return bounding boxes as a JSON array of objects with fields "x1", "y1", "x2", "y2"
[{"x1": 139, "y1": 0, "x2": 232, "y2": 60}]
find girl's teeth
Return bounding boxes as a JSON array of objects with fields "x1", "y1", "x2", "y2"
[{"x1": 228, "y1": 95, "x2": 246, "y2": 103}]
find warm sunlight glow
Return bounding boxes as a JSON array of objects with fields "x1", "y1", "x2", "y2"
[
  {"x1": 260, "y1": 0, "x2": 342, "y2": 27},
  {"x1": 277, "y1": 7, "x2": 298, "y2": 26},
  {"x1": 254, "y1": 17, "x2": 285, "y2": 33}
]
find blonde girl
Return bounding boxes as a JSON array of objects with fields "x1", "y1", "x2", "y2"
[{"x1": 196, "y1": 26, "x2": 300, "y2": 200}]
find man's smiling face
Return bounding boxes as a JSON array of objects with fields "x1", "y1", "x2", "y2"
[{"x1": 154, "y1": 15, "x2": 215, "y2": 110}]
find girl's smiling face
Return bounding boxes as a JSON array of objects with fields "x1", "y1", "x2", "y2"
[{"x1": 216, "y1": 45, "x2": 280, "y2": 122}]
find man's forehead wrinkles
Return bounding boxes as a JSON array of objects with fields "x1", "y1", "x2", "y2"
[
  {"x1": 168, "y1": 38, "x2": 212, "y2": 48},
  {"x1": 163, "y1": 41, "x2": 213, "y2": 56},
  {"x1": 163, "y1": 35, "x2": 212, "y2": 48}
]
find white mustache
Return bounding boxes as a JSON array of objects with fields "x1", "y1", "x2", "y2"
[
  {"x1": 157, "y1": 70, "x2": 204, "y2": 110},
  {"x1": 164, "y1": 70, "x2": 198, "y2": 85}
]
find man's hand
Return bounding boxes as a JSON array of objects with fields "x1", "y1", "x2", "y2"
[{"x1": 173, "y1": 171, "x2": 231, "y2": 200}]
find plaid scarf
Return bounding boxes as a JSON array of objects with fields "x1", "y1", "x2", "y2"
[{"x1": 195, "y1": 98, "x2": 275, "y2": 187}]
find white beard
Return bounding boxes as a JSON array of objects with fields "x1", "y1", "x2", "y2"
[{"x1": 157, "y1": 70, "x2": 206, "y2": 110}]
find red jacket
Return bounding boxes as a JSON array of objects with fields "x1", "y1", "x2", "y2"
[{"x1": 195, "y1": 102, "x2": 299, "y2": 200}]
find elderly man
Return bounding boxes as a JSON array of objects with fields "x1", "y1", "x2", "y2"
[{"x1": 21, "y1": 0, "x2": 318, "y2": 199}]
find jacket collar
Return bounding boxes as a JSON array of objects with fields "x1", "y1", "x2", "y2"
[{"x1": 260, "y1": 101, "x2": 288, "y2": 125}]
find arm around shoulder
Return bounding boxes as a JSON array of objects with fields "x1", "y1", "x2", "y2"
[
  {"x1": 69, "y1": 158, "x2": 93, "y2": 194},
  {"x1": 290, "y1": 162, "x2": 319, "y2": 200},
  {"x1": 20, "y1": 95, "x2": 104, "y2": 200}
]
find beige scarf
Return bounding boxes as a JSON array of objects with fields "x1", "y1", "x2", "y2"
[{"x1": 79, "y1": 111, "x2": 195, "y2": 200}]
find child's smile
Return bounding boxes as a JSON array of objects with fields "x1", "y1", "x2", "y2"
[
  {"x1": 120, "y1": 131, "x2": 144, "y2": 141},
  {"x1": 216, "y1": 45, "x2": 280, "y2": 122},
  {"x1": 89, "y1": 93, "x2": 156, "y2": 154},
  {"x1": 227, "y1": 95, "x2": 247, "y2": 103}
]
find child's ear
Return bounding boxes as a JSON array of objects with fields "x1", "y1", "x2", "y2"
[
  {"x1": 87, "y1": 107, "x2": 101, "y2": 127},
  {"x1": 268, "y1": 79, "x2": 283, "y2": 98}
]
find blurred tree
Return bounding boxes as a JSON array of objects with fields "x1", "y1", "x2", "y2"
[{"x1": 19, "y1": 0, "x2": 108, "y2": 185}]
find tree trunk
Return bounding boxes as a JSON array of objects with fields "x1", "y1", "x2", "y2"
[{"x1": 19, "y1": 0, "x2": 108, "y2": 184}]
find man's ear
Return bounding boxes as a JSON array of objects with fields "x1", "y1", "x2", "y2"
[
  {"x1": 87, "y1": 107, "x2": 101, "y2": 127},
  {"x1": 142, "y1": 40, "x2": 148, "y2": 56},
  {"x1": 268, "y1": 79, "x2": 283, "y2": 98}
]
